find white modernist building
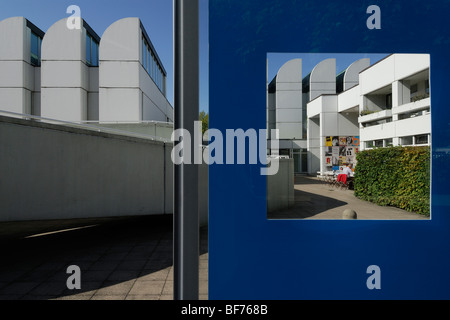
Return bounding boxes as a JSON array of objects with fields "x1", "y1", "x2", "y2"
[
  {"x1": 0, "y1": 16, "x2": 173, "y2": 123},
  {"x1": 268, "y1": 54, "x2": 431, "y2": 175}
]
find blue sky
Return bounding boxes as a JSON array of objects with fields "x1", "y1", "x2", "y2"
[
  {"x1": 0, "y1": 0, "x2": 209, "y2": 112},
  {"x1": 267, "y1": 53, "x2": 390, "y2": 83},
  {"x1": 1, "y1": 2, "x2": 391, "y2": 114}
]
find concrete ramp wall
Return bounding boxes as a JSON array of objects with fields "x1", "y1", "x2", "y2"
[
  {"x1": 267, "y1": 158, "x2": 295, "y2": 213},
  {"x1": 0, "y1": 115, "x2": 207, "y2": 224}
]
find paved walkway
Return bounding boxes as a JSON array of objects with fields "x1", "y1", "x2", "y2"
[
  {"x1": 268, "y1": 175, "x2": 429, "y2": 220},
  {"x1": 0, "y1": 215, "x2": 208, "y2": 300}
]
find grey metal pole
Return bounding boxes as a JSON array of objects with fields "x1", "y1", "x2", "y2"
[{"x1": 173, "y1": 0, "x2": 199, "y2": 300}]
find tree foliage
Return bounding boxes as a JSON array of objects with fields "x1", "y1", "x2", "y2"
[{"x1": 199, "y1": 111, "x2": 209, "y2": 135}]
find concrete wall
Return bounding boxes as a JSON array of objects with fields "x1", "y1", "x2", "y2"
[
  {"x1": 0, "y1": 115, "x2": 165, "y2": 221},
  {"x1": 267, "y1": 158, "x2": 294, "y2": 213},
  {"x1": 338, "y1": 85, "x2": 359, "y2": 112},
  {"x1": 0, "y1": 115, "x2": 208, "y2": 226}
]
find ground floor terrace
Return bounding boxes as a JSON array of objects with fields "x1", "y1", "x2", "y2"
[{"x1": 268, "y1": 175, "x2": 429, "y2": 220}]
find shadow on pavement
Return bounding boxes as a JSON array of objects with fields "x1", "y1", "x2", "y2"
[
  {"x1": 268, "y1": 188, "x2": 348, "y2": 219},
  {"x1": 0, "y1": 215, "x2": 208, "y2": 300}
]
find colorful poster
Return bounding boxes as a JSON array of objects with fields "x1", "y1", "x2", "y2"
[
  {"x1": 325, "y1": 136, "x2": 333, "y2": 147},
  {"x1": 332, "y1": 147, "x2": 339, "y2": 166},
  {"x1": 339, "y1": 137, "x2": 347, "y2": 146},
  {"x1": 346, "y1": 147, "x2": 355, "y2": 156},
  {"x1": 352, "y1": 136, "x2": 360, "y2": 147},
  {"x1": 331, "y1": 136, "x2": 339, "y2": 146},
  {"x1": 346, "y1": 136, "x2": 354, "y2": 146}
]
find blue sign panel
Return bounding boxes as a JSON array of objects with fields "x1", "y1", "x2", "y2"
[{"x1": 209, "y1": 0, "x2": 450, "y2": 299}]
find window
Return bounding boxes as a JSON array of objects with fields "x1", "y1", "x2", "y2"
[
  {"x1": 365, "y1": 141, "x2": 374, "y2": 149},
  {"x1": 86, "y1": 33, "x2": 99, "y2": 66},
  {"x1": 425, "y1": 80, "x2": 430, "y2": 95},
  {"x1": 401, "y1": 136, "x2": 413, "y2": 146},
  {"x1": 30, "y1": 31, "x2": 42, "y2": 66},
  {"x1": 415, "y1": 135, "x2": 428, "y2": 145},
  {"x1": 141, "y1": 34, "x2": 166, "y2": 94},
  {"x1": 384, "y1": 138, "x2": 393, "y2": 147},
  {"x1": 375, "y1": 140, "x2": 383, "y2": 148}
]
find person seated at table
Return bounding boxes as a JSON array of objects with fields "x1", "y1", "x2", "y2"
[
  {"x1": 343, "y1": 163, "x2": 353, "y2": 178},
  {"x1": 342, "y1": 163, "x2": 355, "y2": 189}
]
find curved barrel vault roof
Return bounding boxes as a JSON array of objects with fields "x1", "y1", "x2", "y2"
[
  {"x1": 100, "y1": 17, "x2": 166, "y2": 75},
  {"x1": 309, "y1": 58, "x2": 336, "y2": 100},
  {"x1": 0, "y1": 17, "x2": 44, "y2": 61},
  {"x1": 343, "y1": 58, "x2": 370, "y2": 91},
  {"x1": 100, "y1": 17, "x2": 140, "y2": 62},
  {"x1": 276, "y1": 58, "x2": 302, "y2": 84},
  {"x1": 41, "y1": 18, "x2": 85, "y2": 61}
]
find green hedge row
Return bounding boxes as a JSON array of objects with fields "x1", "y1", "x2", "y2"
[{"x1": 354, "y1": 146, "x2": 430, "y2": 216}]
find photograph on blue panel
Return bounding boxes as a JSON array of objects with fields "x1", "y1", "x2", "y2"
[{"x1": 267, "y1": 53, "x2": 431, "y2": 220}]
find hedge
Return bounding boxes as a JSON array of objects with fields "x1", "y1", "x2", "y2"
[{"x1": 354, "y1": 146, "x2": 430, "y2": 216}]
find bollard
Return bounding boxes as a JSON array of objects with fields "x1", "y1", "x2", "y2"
[{"x1": 343, "y1": 209, "x2": 357, "y2": 219}]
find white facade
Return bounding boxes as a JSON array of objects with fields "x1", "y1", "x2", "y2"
[
  {"x1": 268, "y1": 59, "x2": 303, "y2": 141},
  {"x1": 0, "y1": 16, "x2": 173, "y2": 124},
  {"x1": 99, "y1": 18, "x2": 173, "y2": 123},
  {"x1": 358, "y1": 54, "x2": 430, "y2": 150},
  {"x1": 268, "y1": 54, "x2": 431, "y2": 175},
  {"x1": 41, "y1": 18, "x2": 99, "y2": 122},
  {"x1": 0, "y1": 17, "x2": 43, "y2": 116}
]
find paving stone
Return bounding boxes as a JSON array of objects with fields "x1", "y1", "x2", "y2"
[
  {"x1": 94, "y1": 280, "x2": 135, "y2": 296},
  {"x1": 138, "y1": 268, "x2": 170, "y2": 281},
  {"x1": 125, "y1": 294, "x2": 160, "y2": 300},
  {"x1": 0, "y1": 282, "x2": 40, "y2": 295},
  {"x1": 107, "y1": 270, "x2": 141, "y2": 281},
  {"x1": 79, "y1": 270, "x2": 112, "y2": 282},
  {"x1": 128, "y1": 280, "x2": 165, "y2": 296},
  {"x1": 90, "y1": 295, "x2": 126, "y2": 300},
  {"x1": 162, "y1": 281, "x2": 173, "y2": 295},
  {"x1": 89, "y1": 260, "x2": 120, "y2": 271},
  {"x1": 116, "y1": 259, "x2": 147, "y2": 271},
  {"x1": 29, "y1": 281, "x2": 67, "y2": 296}
]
